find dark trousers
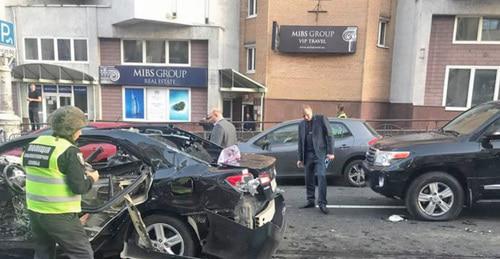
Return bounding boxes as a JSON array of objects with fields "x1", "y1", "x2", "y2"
[
  {"x1": 28, "y1": 211, "x2": 93, "y2": 259},
  {"x1": 29, "y1": 108, "x2": 40, "y2": 131},
  {"x1": 304, "y1": 152, "x2": 328, "y2": 206}
]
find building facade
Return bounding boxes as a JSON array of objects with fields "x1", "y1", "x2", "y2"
[
  {"x1": 390, "y1": 0, "x2": 500, "y2": 120},
  {"x1": 5, "y1": 0, "x2": 240, "y2": 124},
  {"x1": 238, "y1": 0, "x2": 397, "y2": 123}
]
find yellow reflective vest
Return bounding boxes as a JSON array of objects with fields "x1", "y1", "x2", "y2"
[{"x1": 22, "y1": 135, "x2": 81, "y2": 214}]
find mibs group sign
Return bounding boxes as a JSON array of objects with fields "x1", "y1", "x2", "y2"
[{"x1": 0, "y1": 19, "x2": 15, "y2": 58}]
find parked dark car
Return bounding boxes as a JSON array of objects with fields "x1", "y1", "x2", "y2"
[
  {"x1": 238, "y1": 118, "x2": 380, "y2": 187},
  {"x1": 0, "y1": 128, "x2": 286, "y2": 258},
  {"x1": 363, "y1": 101, "x2": 500, "y2": 221}
]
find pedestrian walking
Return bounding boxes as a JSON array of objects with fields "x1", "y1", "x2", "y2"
[
  {"x1": 22, "y1": 106, "x2": 99, "y2": 259},
  {"x1": 27, "y1": 83, "x2": 42, "y2": 131},
  {"x1": 297, "y1": 105, "x2": 335, "y2": 214},
  {"x1": 207, "y1": 108, "x2": 238, "y2": 148},
  {"x1": 337, "y1": 104, "x2": 348, "y2": 119}
]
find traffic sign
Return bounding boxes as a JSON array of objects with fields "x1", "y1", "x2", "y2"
[{"x1": 0, "y1": 19, "x2": 15, "y2": 58}]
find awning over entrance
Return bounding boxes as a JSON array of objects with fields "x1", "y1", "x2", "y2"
[
  {"x1": 11, "y1": 63, "x2": 97, "y2": 85},
  {"x1": 219, "y1": 69, "x2": 266, "y2": 93}
]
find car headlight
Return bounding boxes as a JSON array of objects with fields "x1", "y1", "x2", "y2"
[{"x1": 374, "y1": 151, "x2": 410, "y2": 167}]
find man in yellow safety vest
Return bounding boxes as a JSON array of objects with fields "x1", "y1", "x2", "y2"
[{"x1": 22, "y1": 106, "x2": 99, "y2": 259}]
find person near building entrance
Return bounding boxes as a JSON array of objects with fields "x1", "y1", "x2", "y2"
[
  {"x1": 336, "y1": 104, "x2": 348, "y2": 119},
  {"x1": 27, "y1": 83, "x2": 42, "y2": 131},
  {"x1": 22, "y1": 106, "x2": 99, "y2": 259},
  {"x1": 243, "y1": 112, "x2": 256, "y2": 131},
  {"x1": 297, "y1": 105, "x2": 335, "y2": 215},
  {"x1": 207, "y1": 107, "x2": 237, "y2": 148}
]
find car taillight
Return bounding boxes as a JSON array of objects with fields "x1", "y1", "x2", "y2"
[
  {"x1": 225, "y1": 169, "x2": 253, "y2": 188},
  {"x1": 259, "y1": 172, "x2": 271, "y2": 185},
  {"x1": 368, "y1": 137, "x2": 379, "y2": 146}
]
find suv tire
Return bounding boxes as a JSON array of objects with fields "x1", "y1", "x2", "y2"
[
  {"x1": 406, "y1": 172, "x2": 464, "y2": 221},
  {"x1": 343, "y1": 160, "x2": 366, "y2": 187}
]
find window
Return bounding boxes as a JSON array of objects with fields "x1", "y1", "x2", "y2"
[
  {"x1": 444, "y1": 67, "x2": 500, "y2": 110},
  {"x1": 123, "y1": 40, "x2": 143, "y2": 63},
  {"x1": 169, "y1": 41, "x2": 189, "y2": 64},
  {"x1": 122, "y1": 40, "x2": 190, "y2": 65},
  {"x1": 454, "y1": 16, "x2": 500, "y2": 43},
  {"x1": 57, "y1": 39, "x2": 71, "y2": 61},
  {"x1": 256, "y1": 124, "x2": 298, "y2": 147},
  {"x1": 248, "y1": 0, "x2": 257, "y2": 17},
  {"x1": 124, "y1": 88, "x2": 145, "y2": 119},
  {"x1": 146, "y1": 40, "x2": 166, "y2": 64},
  {"x1": 223, "y1": 99, "x2": 233, "y2": 120},
  {"x1": 377, "y1": 20, "x2": 388, "y2": 47},
  {"x1": 41, "y1": 38, "x2": 55, "y2": 60},
  {"x1": 24, "y1": 38, "x2": 88, "y2": 62},
  {"x1": 74, "y1": 86, "x2": 88, "y2": 113},
  {"x1": 455, "y1": 17, "x2": 480, "y2": 41},
  {"x1": 330, "y1": 122, "x2": 352, "y2": 139},
  {"x1": 25, "y1": 38, "x2": 38, "y2": 60},
  {"x1": 246, "y1": 47, "x2": 256, "y2": 73},
  {"x1": 74, "y1": 40, "x2": 88, "y2": 61},
  {"x1": 123, "y1": 88, "x2": 191, "y2": 122},
  {"x1": 482, "y1": 17, "x2": 500, "y2": 41}
]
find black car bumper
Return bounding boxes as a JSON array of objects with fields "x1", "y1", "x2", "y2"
[
  {"x1": 362, "y1": 161, "x2": 410, "y2": 199},
  {"x1": 203, "y1": 194, "x2": 286, "y2": 259}
]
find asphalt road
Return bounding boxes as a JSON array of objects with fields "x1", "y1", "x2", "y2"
[{"x1": 275, "y1": 178, "x2": 500, "y2": 259}]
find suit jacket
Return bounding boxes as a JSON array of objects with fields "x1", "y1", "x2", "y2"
[
  {"x1": 209, "y1": 119, "x2": 237, "y2": 148},
  {"x1": 297, "y1": 115, "x2": 335, "y2": 162}
]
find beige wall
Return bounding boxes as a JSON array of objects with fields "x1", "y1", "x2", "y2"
[{"x1": 239, "y1": 0, "x2": 395, "y2": 120}]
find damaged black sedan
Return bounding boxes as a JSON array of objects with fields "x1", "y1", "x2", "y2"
[{"x1": 0, "y1": 127, "x2": 286, "y2": 259}]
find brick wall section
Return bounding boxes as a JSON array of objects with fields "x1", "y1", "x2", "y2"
[
  {"x1": 425, "y1": 15, "x2": 500, "y2": 106},
  {"x1": 191, "y1": 40, "x2": 208, "y2": 67},
  {"x1": 101, "y1": 86, "x2": 123, "y2": 121},
  {"x1": 99, "y1": 38, "x2": 121, "y2": 65},
  {"x1": 191, "y1": 88, "x2": 208, "y2": 121}
]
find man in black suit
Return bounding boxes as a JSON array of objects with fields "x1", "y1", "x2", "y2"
[{"x1": 297, "y1": 105, "x2": 335, "y2": 214}]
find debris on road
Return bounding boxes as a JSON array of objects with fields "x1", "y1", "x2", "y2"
[{"x1": 388, "y1": 215, "x2": 406, "y2": 222}]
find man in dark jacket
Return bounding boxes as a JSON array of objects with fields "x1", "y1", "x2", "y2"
[{"x1": 297, "y1": 105, "x2": 335, "y2": 214}]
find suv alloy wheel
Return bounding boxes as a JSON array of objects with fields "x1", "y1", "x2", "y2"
[{"x1": 405, "y1": 172, "x2": 464, "y2": 221}]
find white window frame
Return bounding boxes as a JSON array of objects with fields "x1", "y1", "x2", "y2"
[
  {"x1": 23, "y1": 37, "x2": 40, "y2": 61},
  {"x1": 442, "y1": 65, "x2": 500, "y2": 111},
  {"x1": 247, "y1": 0, "x2": 257, "y2": 18},
  {"x1": 453, "y1": 16, "x2": 500, "y2": 44},
  {"x1": 122, "y1": 86, "x2": 192, "y2": 122},
  {"x1": 22, "y1": 37, "x2": 89, "y2": 63},
  {"x1": 72, "y1": 38, "x2": 90, "y2": 63},
  {"x1": 246, "y1": 45, "x2": 256, "y2": 74},
  {"x1": 121, "y1": 40, "x2": 191, "y2": 66},
  {"x1": 167, "y1": 40, "x2": 191, "y2": 67},
  {"x1": 377, "y1": 19, "x2": 389, "y2": 48}
]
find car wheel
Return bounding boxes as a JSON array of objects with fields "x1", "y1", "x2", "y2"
[
  {"x1": 135, "y1": 215, "x2": 198, "y2": 256},
  {"x1": 405, "y1": 172, "x2": 464, "y2": 221},
  {"x1": 343, "y1": 160, "x2": 366, "y2": 187}
]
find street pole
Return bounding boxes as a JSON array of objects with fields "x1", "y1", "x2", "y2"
[{"x1": 0, "y1": 55, "x2": 20, "y2": 140}]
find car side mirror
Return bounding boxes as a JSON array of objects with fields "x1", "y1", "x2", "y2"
[
  {"x1": 261, "y1": 140, "x2": 271, "y2": 151},
  {"x1": 176, "y1": 160, "x2": 188, "y2": 171},
  {"x1": 481, "y1": 131, "x2": 500, "y2": 149}
]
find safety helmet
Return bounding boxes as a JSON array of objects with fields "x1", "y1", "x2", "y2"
[{"x1": 48, "y1": 106, "x2": 87, "y2": 138}]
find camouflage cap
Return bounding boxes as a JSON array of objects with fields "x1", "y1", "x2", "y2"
[{"x1": 48, "y1": 106, "x2": 87, "y2": 137}]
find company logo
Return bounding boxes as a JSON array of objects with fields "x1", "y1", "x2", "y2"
[
  {"x1": 100, "y1": 66, "x2": 121, "y2": 82},
  {"x1": 342, "y1": 27, "x2": 357, "y2": 42}
]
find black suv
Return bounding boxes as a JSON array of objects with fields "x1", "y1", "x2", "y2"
[{"x1": 363, "y1": 101, "x2": 500, "y2": 221}]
